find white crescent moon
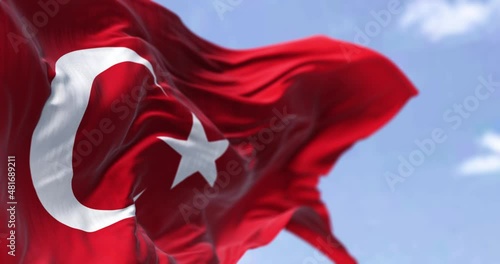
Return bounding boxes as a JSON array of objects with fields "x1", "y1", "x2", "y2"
[{"x1": 30, "y1": 47, "x2": 160, "y2": 232}]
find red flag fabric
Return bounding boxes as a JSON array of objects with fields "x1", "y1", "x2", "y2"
[{"x1": 0, "y1": 1, "x2": 417, "y2": 263}]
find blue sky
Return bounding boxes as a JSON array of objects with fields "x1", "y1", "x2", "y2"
[{"x1": 158, "y1": 1, "x2": 500, "y2": 263}]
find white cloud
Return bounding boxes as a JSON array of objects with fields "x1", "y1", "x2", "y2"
[
  {"x1": 480, "y1": 132, "x2": 500, "y2": 153},
  {"x1": 400, "y1": 0, "x2": 500, "y2": 41},
  {"x1": 459, "y1": 131, "x2": 500, "y2": 176}
]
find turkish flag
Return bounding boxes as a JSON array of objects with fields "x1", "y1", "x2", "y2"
[{"x1": 0, "y1": 1, "x2": 417, "y2": 263}]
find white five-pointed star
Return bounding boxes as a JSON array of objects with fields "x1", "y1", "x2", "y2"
[{"x1": 158, "y1": 113, "x2": 229, "y2": 189}]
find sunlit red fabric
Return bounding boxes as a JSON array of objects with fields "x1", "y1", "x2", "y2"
[{"x1": 0, "y1": 1, "x2": 417, "y2": 263}]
